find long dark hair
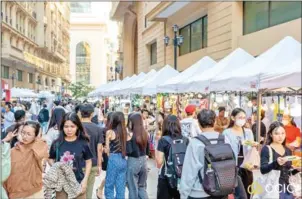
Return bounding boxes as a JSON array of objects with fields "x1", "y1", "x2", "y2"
[
  {"x1": 47, "y1": 109, "x2": 64, "y2": 133},
  {"x1": 128, "y1": 113, "x2": 148, "y2": 150},
  {"x1": 162, "y1": 114, "x2": 181, "y2": 138},
  {"x1": 106, "y1": 112, "x2": 114, "y2": 130},
  {"x1": 109, "y1": 112, "x2": 127, "y2": 157},
  {"x1": 54, "y1": 112, "x2": 89, "y2": 145},
  {"x1": 266, "y1": 121, "x2": 286, "y2": 146},
  {"x1": 228, "y1": 108, "x2": 246, "y2": 128}
]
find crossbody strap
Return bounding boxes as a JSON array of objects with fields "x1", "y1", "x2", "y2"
[{"x1": 267, "y1": 145, "x2": 273, "y2": 164}]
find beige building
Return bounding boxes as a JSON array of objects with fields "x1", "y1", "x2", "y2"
[
  {"x1": 70, "y1": 2, "x2": 119, "y2": 88},
  {"x1": 1, "y1": 2, "x2": 71, "y2": 93},
  {"x1": 111, "y1": 2, "x2": 301, "y2": 78}
]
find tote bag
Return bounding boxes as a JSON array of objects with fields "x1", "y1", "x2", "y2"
[{"x1": 252, "y1": 146, "x2": 280, "y2": 199}]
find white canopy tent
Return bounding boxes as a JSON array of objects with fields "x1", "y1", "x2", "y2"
[
  {"x1": 10, "y1": 88, "x2": 38, "y2": 98},
  {"x1": 38, "y1": 91, "x2": 55, "y2": 98},
  {"x1": 131, "y1": 65, "x2": 179, "y2": 95},
  {"x1": 103, "y1": 75, "x2": 137, "y2": 96},
  {"x1": 259, "y1": 57, "x2": 301, "y2": 90},
  {"x1": 114, "y1": 72, "x2": 146, "y2": 96},
  {"x1": 130, "y1": 70, "x2": 157, "y2": 94},
  {"x1": 183, "y1": 48, "x2": 255, "y2": 93},
  {"x1": 88, "y1": 80, "x2": 121, "y2": 97},
  {"x1": 157, "y1": 56, "x2": 216, "y2": 93},
  {"x1": 90, "y1": 79, "x2": 123, "y2": 97},
  {"x1": 211, "y1": 36, "x2": 301, "y2": 92}
]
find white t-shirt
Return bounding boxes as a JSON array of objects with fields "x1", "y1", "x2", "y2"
[{"x1": 180, "y1": 117, "x2": 202, "y2": 138}]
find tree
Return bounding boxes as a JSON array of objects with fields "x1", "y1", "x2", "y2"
[{"x1": 68, "y1": 82, "x2": 94, "y2": 99}]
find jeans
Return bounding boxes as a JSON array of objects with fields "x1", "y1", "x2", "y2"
[
  {"x1": 234, "y1": 175, "x2": 247, "y2": 199},
  {"x1": 40, "y1": 122, "x2": 48, "y2": 134},
  {"x1": 126, "y1": 156, "x2": 148, "y2": 199},
  {"x1": 105, "y1": 153, "x2": 127, "y2": 199},
  {"x1": 279, "y1": 191, "x2": 294, "y2": 199}
]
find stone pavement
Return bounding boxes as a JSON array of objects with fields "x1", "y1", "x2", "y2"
[
  {"x1": 91, "y1": 160, "x2": 262, "y2": 199},
  {"x1": 91, "y1": 159, "x2": 158, "y2": 199}
]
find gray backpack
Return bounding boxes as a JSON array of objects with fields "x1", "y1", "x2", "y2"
[{"x1": 195, "y1": 134, "x2": 237, "y2": 197}]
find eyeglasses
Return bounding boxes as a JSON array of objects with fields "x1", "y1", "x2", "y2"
[{"x1": 20, "y1": 130, "x2": 35, "y2": 138}]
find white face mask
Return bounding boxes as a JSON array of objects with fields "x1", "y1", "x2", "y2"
[
  {"x1": 282, "y1": 120, "x2": 289, "y2": 126},
  {"x1": 235, "y1": 119, "x2": 246, "y2": 127}
]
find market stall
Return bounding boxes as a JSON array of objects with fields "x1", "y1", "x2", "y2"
[{"x1": 157, "y1": 56, "x2": 216, "y2": 93}]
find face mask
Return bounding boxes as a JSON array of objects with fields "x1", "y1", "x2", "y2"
[
  {"x1": 282, "y1": 120, "x2": 289, "y2": 126},
  {"x1": 235, "y1": 119, "x2": 246, "y2": 127}
]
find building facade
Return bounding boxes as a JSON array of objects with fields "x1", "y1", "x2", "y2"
[
  {"x1": 70, "y1": 2, "x2": 116, "y2": 88},
  {"x1": 1, "y1": 2, "x2": 71, "y2": 93},
  {"x1": 111, "y1": 1, "x2": 301, "y2": 78}
]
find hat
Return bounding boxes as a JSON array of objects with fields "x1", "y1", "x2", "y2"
[{"x1": 185, "y1": 105, "x2": 196, "y2": 114}]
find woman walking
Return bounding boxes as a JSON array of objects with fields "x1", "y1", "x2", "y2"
[
  {"x1": 105, "y1": 111, "x2": 127, "y2": 199},
  {"x1": 4, "y1": 121, "x2": 48, "y2": 199},
  {"x1": 156, "y1": 115, "x2": 189, "y2": 199},
  {"x1": 126, "y1": 113, "x2": 149, "y2": 199},
  {"x1": 260, "y1": 121, "x2": 299, "y2": 199},
  {"x1": 49, "y1": 112, "x2": 93, "y2": 199},
  {"x1": 223, "y1": 108, "x2": 256, "y2": 199}
]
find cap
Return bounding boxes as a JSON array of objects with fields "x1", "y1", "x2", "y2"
[{"x1": 185, "y1": 105, "x2": 196, "y2": 114}]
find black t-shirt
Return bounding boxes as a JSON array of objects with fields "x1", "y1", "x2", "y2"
[
  {"x1": 82, "y1": 122, "x2": 104, "y2": 167},
  {"x1": 126, "y1": 135, "x2": 150, "y2": 158},
  {"x1": 49, "y1": 139, "x2": 93, "y2": 183},
  {"x1": 252, "y1": 122, "x2": 266, "y2": 141},
  {"x1": 157, "y1": 135, "x2": 189, "y2": 179}
]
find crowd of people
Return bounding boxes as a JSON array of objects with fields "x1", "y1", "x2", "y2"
[{"x1": 1, "y1": 98, "x2": 301, "y2": 199}]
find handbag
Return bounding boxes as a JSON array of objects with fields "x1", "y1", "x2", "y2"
[
  {"x1": 252, "y1": 146, "x2": 280, "y2": 199},
  {"x1": 240, "y1": 147, "x2": 260, "y2": 171},
  {"x1": 289, "y1": 172, "x2": 302, "y2": 198}
]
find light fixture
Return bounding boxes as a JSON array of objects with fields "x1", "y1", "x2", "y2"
[
  {"x1": 270, "y1": 103, "x2": 275, "y2": 111},
  {"x1": 163, "y1": 36, "x2": 170, "y2": 46},
  {"x1": 177, "y1": 35, "x2": 184, "y2": 46},
  {"x1": 173, "y1": 24, "x2": 179, "y2": 33}
]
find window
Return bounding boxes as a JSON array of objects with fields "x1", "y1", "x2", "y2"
[
  {"x1": 179, "y1": 15, "x2": 208, "y2": 56},
  {"x1": 17, "y1": 70, "x2": 22, "y2": 81},
  {"x1": 243, "y1": 1, "x2": 301, "y2": 35},
  {"x1": 1, "y1": 66, "x2": 9, "y2": 79},
  {"x1": 28, "y1": 73, "x2": 33, "y2": 83},
  {"x1": 76, "y1": 41, "x2": 91, "y2": 84},
  {"x1": 150, "y1": 42, "x2": 157, "y2": 65},
  {"x1": 70, "y1": 2, "x2": 91, "y2": 13}
]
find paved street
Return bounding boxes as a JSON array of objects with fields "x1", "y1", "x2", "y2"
[{"x1": 92, "y1": 159, "x2": 158, "y2": 199}]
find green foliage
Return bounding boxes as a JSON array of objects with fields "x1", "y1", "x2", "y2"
[{"x1": 68, "y1": 82, "x2": 94, "y2": 99}]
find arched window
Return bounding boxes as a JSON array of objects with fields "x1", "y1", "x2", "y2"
[{"x1": 76, "y1": 42, "x2": 90, "y2": 84}]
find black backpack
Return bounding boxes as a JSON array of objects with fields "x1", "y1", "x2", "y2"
[
  {"x1": 195, "y1": 134, "x2": 237, "y2": 197},
  {"x1": 163, "y1": 136, "x2": 189, "y2": 189},
  {"x1": 38, "y1": 109, "x2": 49, "y2": 123}
]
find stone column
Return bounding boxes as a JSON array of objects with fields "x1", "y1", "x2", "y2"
[{"x1": 11, "y1": 4, "x2": 16, "y2": 27}]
